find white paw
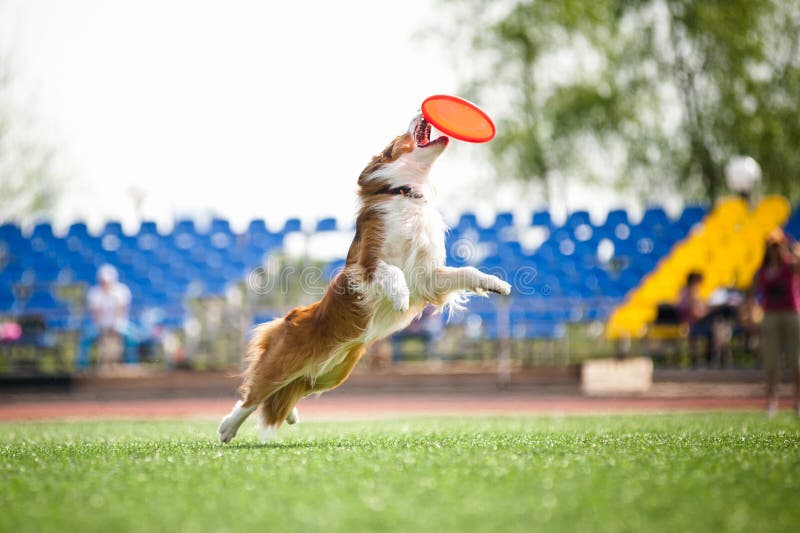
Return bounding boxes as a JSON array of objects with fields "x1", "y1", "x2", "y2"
[
  {"x1": 389, "y1": 287, "x2": 410, "y2": 311},
  {"x1": 286, "y1": 406, "x2": 299, "y2": 425},
  {"x1": 217, "y1": 415, "x2": 238, "y2": 444},
  {"x1": 483, "y1": 276, "x2": 511, "y2": 296}
]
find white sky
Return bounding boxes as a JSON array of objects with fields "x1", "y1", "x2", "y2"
[{"x1": 2, "y1": 0, "x2": 659, "y2": 234}]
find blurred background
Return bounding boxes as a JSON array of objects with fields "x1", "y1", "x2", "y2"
[{"x1": 1, "y1": 0, "x2": 799, "y2": 393}]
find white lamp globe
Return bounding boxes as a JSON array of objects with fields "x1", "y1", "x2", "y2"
[{"x1": 725, "y1": 156, "x2": 762, "y2": 193}]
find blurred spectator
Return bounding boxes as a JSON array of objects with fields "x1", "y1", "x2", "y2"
[
  {"x1": 755, "y1": 229, "x2": 800, "y2": 416},
  {"x1": 737, "y1": 290, "x2": 764, "y2": 358},
  {"x1": 0, "y1": 320, "x2": 22, "y2": 342},
  {"x1": 677, "y1": 271, "x2": 739, "y2": 367},
  {"x1": 76, "y1": 264, "x2": 140, "y2": 369},
  {"x1": 678, "y1": 272, "x2": 708, "y2": 324},
  {"x1": 677, "y1": 271, "x2": 713, "y2": 364}
]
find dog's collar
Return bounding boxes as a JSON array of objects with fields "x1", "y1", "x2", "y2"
[{"x1": 377, "y1": 185, "x2": 423, "y2": 199}]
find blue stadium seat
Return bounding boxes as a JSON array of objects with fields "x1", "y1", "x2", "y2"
[
  {"x1": 583, "y1": 304, "x2": 613, "y2": 322},
  {"x1": 247, "y1": 219, "x2": 269, "y2": 237},
  {"x1": 173, "y1": 219, "x2": 197, "y2": 235},
  {"x1": 161, "y1": 313, "x2": 186, "y2": 329},
  {"x1": 547, "y1": 228, "x2": 569, "y2": 243},
  {"x1": 0, "y1": 262, "x2": 26, "y2": 285},
  {"x1": 532, "y1": 242, "x2": 557, "y2": 265},
  {"x1": 784, "y1": 204, "x2": 800, "y2": 240},
  {"x1": 477, "y1": 228, "x2": 498, "y2": 243},
  {"x1": 456, "y1": 213, "x2": 479, "y2": 231},
  {"x1": 32, "y1": 263, "x2": 63, "y2": 284},
  {"x1": 240, "y1": 245, "x2": 266, "y2": 268},
  {"x1": 136, "y1": 231, "x2": 165, "y2": 251},
  {"x1": 31, "y1": 223, "x2": 55, "y2": 241},
  {"x1": 640, "y1": 206, "x2": 670, "y2": 226},
  {"x1": 316, "y1": 218, "x2": 338, "y2": 232},
  {"x1": 172, "y1": 231, "x2": 197, "y2": 251},
  {"x1": 0, "y1": 283, "x2": 16, "y2": 311},
  {"x1": 603, "y1": 209, "x2": 629, "y2": 228},
  {"x1": 638, "y1": 207, "x2": 672, "y2": 240},
  {"x1": 138, "y1": 221, "x2": 159, "y2": 235},
  {"x1": 202, "y1": 277, "x2": 229, "y2": 296},
  {"x1": 479, "y1": 254, "x2": 505, "y2": 270},
  {"x1": 66, "y1": 222, "x2": 90, "y2": 239},
  {"x1": 492, "y1": 212, "x2": 514, "y2": 231},
  {"x1": 787, "y1": 219, "x2": 800, "y2": 241},
  {"x1": 64, "y1": 263, "x2": 99, "y2": 284},
  {"x1": 677, "y1": 204, "x2": 707, "y2": 231},
  {"x1": 565, "y1": 210, "x2": 591, "y2": 229},
  {"x1": 139, "y1": 289, "x2": 171, "y2": 307},
  {"x1": 24, "y1": 289, "x2": 63, "y2": 311},
  {"x1": 531, "y1": 210, "x2": 552, "y2": 229},
  {"x1": 102, "y1": 221, "x2": 124, "y2": 237},
  {"x1": 209, "y1": 218, "x2": 232, "y2": 235},
  {"x1": 283, "y1": 218, "x2": 302, "y2": 233},
  {"x1": 244, "y1": 221, "x2": 283, "y2": 252},
  {"x1": 0, "y1": 223, "x2": 23, "y2": 240},
  {"x1": 209, "y1": 232, "x2": 234, "y2": 251}
]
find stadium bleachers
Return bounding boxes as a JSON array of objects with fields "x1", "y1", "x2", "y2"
[
  {"x1": 606, "y1": 196, "x2": 794, "y2": 339},
  {"x1": 2, "y1": 200, "x2": 799, "y2": 363}
]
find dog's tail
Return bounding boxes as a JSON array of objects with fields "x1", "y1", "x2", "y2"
[
  {"x1": 237, "y1": 317, "x2": 285, "y2": 399},
  {"x1": 260, "y1": 378, "x2": 307, "y2": 428}
]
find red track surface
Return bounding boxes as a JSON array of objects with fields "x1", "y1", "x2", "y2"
[{"x1": 0, "y1": 394, "x2": 784, "y2": 422}]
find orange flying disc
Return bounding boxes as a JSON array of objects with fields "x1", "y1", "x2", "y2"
[{"x1": 421, "y1": 94, "x2": 496, "y2": 143}]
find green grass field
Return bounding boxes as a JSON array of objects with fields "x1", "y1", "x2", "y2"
[{"x1": 2, "y1": 413, "x2": 799, "y2": 532}]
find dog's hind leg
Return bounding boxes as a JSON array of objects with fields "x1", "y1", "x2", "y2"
[
  {"x1": 258, "y1": 379, "x2": 308, "y2": 441},
  {"x1": 219, "y1": 357, "x2": 292, "y2": 443}
]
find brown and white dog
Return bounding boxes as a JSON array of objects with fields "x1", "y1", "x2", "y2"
[{"x1": 218, "y1": 113, "x2": 511, "y2": 443}]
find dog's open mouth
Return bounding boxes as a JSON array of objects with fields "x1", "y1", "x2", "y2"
[{"x1": 415, "y1": 118, "x2": 448, "y2": 148}]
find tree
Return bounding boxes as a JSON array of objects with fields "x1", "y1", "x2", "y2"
[
  {"x1": 434, "y1": 0, "x2": 800, "y2": 203},
  {"x1": 0, "y1": 49, "x2": 63, "y2": 222}
]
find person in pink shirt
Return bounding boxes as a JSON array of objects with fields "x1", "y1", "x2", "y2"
[{"x1": 755, "y1": 229, "x2": 800, "y2": 416}]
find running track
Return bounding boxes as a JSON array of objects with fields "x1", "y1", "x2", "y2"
[{"x1": 0, "y1": 393, "x2": 785, "y2": 421}]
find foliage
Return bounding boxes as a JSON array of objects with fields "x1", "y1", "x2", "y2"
[
  {"x1": 436, "y1": 0, "x2": 800, "y2": 202},
  {"x1": 1, "y1": 414, "x2": 799, "y2": 532}
]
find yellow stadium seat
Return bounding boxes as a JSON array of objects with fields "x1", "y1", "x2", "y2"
[{"x1": 605, "y1": 195, "x2": 792, "y2": 339}]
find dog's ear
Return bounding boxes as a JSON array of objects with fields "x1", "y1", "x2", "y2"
[
  {"x1": 381, "y1": 134, "x2": 413, "y2": 161},
  {"x1": 386, "y1": 134, "x2": 414, "y2": 160},
  {"x1": 358, "y1": 132, "x2": 415, "y2": 186}
]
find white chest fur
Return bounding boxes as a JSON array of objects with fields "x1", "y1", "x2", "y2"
[
  {"x1": 358, "y1": 198, "x2": 448, "y2": 344},
  {"x1": 379, "y1": 198, "x2": 447, "y2": 296}
]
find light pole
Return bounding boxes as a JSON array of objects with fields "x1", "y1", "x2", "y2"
[{"x1": 725, "y1": 156, "x2": 762, "y2": 208}]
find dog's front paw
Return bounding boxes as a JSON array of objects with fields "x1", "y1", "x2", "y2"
[
  {"x1": 389, "y1": 286, "x2": 410, "y2": 312},
  {"x1": 218, "y1": 415, "x2": 238, "y2": 444},
  {"x1": 482, "y1": 276, "x2": 511, "y2": 296},
  {"x1": 286, "y1": 406, "x2": 299, "y2": 425}
]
